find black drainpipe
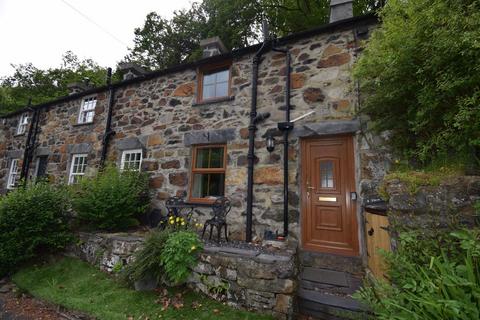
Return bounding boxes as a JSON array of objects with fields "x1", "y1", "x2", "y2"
[
  {"x1": 246, "y1": 40, "x2": 271, "y2": 242},
  {"x1": 100, "y1": 68, "x2": 116, "y2": 167},
  {"x1": 272, "y1": 43, "x2": 293, "y2": 238},
  {"x1": 20, "y1": 99, "x2": 41, "y2": 184}
]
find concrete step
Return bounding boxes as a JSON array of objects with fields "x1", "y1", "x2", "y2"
[
  {"x1": 299, "y1": 267, "x2": 363, "y2": 295},
  {"x1": 299, "y1": 250, "x2": 364, "y2": 275},
  {"x1": 298, "y1": 288, "x2": 365, "y2": 312}
]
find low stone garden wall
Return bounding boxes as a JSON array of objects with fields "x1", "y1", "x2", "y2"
[{"x1": 68, "y1": 232, "x2": 298, "y2": 319}]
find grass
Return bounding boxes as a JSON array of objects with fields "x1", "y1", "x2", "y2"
[{"x1": 12, "y1": 257, "x2": 273, "y2": 320}]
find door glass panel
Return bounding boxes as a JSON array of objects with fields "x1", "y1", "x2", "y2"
[{"x1": 320, "y1": 160, "x2": 334, "y2": 188}]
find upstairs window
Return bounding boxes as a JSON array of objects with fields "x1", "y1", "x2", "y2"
[
  {"x1": 68, "y1": 154, "x2": 88, "y2": 184},
  {"x1": 78, "y1": 96, "x2": 96, "y2": 124},
  {"x1": 190, "y1": 145, "x2": 226, "y2": 202},
  {"x1": 7, "y1": 159, "x2": 19, "y2": 189},
  {"x1": 120, "y1": 149, "x2": 143, "y2": 171},
  {"x1": 197, "y1": 62, "x2": 231, "y2": 103},
  {"x1": 16, "y1": 114, "x2": 29, "y2": 135}
]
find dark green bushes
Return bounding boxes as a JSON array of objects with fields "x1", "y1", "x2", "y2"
[
  {"x1": 70, "y1": 166, "x2": 150, "y2": 231},
  {"x1": 354, "y1": 0, "x2": 480, "y2": 164},
  {"x1": 0, "y1": 182, "x2": 72, "y2": 276},
  {"x1": 355, "y1": 230, "x2": 480, "y2": 320}
]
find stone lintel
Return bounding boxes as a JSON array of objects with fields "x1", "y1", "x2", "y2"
[
  {"x1": 67, "y1": 143, "x2": 92, "y2": 154},
  {"x1": 184, "y1": 128, "x2": 236, "y2": 146},
  {"x1": 292, "y1": 120, "x2": 360, "y2": 138},
  {"x1": 116, "y1": 137, "x2": 144, "y2": 151},
  {"x1": 6, "y1": 150, "x2": 23, "y2": 159},
  {"x1": 34, "y1": 147, "x2": 51, "y2": 156}
]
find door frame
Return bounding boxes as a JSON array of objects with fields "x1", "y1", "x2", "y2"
[{"x1": 300, "y1": 134, "x2": 360, "y2": 256}]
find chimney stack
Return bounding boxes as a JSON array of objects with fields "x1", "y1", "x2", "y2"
[
  {"x1": 330, "y1": 0, "x2": 353, "y2": 23},
  {"x1": 200, "y1": 37, "x2": 227, "y2": 58},
  {"x1": 117, "y1": 62, "x2": 147, "y2": 81},
  {"x1": 67, "y1": 82, "x2": 90, "y2": 95}
]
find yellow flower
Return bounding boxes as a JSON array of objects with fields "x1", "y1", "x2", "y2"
[
  {"x1": 181, "y1": 221, "x2": 186, "y2": 226},
  {"x1": 169, "y1": 220, "x2": 174, "y2": 225},
  {"x1": 176, "y1": 217, "x2": 180, "y2": 222},
  {"x1": 191, "y1": 245, "x2": 196, "y2": 251}
]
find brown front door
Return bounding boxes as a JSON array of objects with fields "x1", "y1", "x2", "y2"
[{"x1": 301, "y1": 136, "x2": 359, "y2": 256}]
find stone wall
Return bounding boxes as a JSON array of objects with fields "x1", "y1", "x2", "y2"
[
  {"x1": 383, "y1": 175, "x2": 480, "y2": 234},
  {"x1": 70, "y1": 232, "x2": 297, "y2": 319},
  {"x1": 0, "y1": 16, "x2": 384, "y2": 242}
]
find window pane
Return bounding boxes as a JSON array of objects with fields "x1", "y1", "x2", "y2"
[
  {"x1": 215, "y1": 81, "x2": 228, "y2": 97},
  {"x1": 195, "y1": 148, "x2": 210, "y2": 168},
  {"x1": 209, "y1": 147, "x2": 224, "y2": 168},
  {"x1": 320, "y1": 161, "x2": 334, "y2": 188},
  {"x1": 192, "y1": 173, "x2": 225, "y2": 198},
  {"x1": 203, "y1": 73, "x2": 216, "y2": 85},
  {"x1": 216, "y1": 70, "x2": 229, "y2": 83},
  {"x1": 202, "y1": 84, "x2": 215, "y2": 99}
]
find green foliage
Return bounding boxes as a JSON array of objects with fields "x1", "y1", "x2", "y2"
[
  {"x1": 354, "y1": 0, "x2": 480, "y2": 164},
  {"x1": 70, "y1": 165, "x2": 150, "y2": 231},
  {"x1": 125, "y1": 0, "x2": 383, "y2": 70},
  {"x1": 160, "y1": 231, "x2": 203, "y2": 285},
  {"x1": 0, "y1": 51, "x2": 116, "y2": 115},
  {"x1": 13, "y1": 257, "x2": 272, "y2": 319},
  {"x1": 355, "y1": 229, "x2": 480, "y2": 320},
  {"x1": 122, "y1": 229, "x2": 171, "y2": 284},
  {"x1": 0, "y1": 182, "x2": 71, "y2": 276}
]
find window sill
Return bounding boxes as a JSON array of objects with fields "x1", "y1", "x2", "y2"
[
  {"x1": 193, "y1": 96, "x2": 234, "y2": 107},
  {"x1": 73, "y1": 121, "x2": 94, "y2": 127}
]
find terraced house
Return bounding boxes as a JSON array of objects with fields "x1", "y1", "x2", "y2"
[{"x1": 0, "y1": 1, "x2": 389, "y2": 318}]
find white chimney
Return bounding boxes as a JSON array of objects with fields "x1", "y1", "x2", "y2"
[
  {"x1": 200, "y1": 37, "x2": 227, "y2": 58},
  {"x1": 330, "y1": 0, "x2": 353, "y2": 23}
]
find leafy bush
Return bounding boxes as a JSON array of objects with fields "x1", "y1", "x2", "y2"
[
  {"x1": 71, "y1": 165, "x2": 150, "y2": 231},
  {"x1": 354, "y1": 0, "x2": 480, "y2": 164},
  {"x1": 160, "y1": 230, "x2": 203, "y2": 284},
  {"x1": 0, "y1": 182, "x2": 71, "y2": 276},
  {"x1": 355, "y1": 229, "x2": 480, "y2": 320},
  {"x1": 122, "y1": 229, "x2": 171, "y2": 284}
]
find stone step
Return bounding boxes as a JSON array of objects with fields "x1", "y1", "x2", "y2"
[
  {"x1": 298, "y1": 299, "x2": 351, "y2": 320},
  {"x1": 298, "y1": 288, "x2": 365, "y2": 312},
  {"x1": 299, "y1": 250, "x2": 364, "y2": 275},
  {"x1": 299, "y1": 267, "x2": 363, "y2": 295}
]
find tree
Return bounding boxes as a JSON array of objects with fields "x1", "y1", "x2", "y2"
[
  {"x1": 125, "y1": 0, "x2": 383, "y2": 70},
  {"x1": 354, "y1": 0, "x2": 480, "y2": 164},
  {"x1": 0, "y1": 51, "x2": 110, "y2": 115}
]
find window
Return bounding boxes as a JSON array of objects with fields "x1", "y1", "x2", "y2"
[
  {"x1": 68, "y1": 154, "x2": 88, "y2": 184},
  {"x1": 34, "y1": 156, "x2": 48, "y2": 179},
  {"x1": 198, "y1": 62, "x2": 231, "y2": 102},
  {"x1": 120, "y1": 149, "x2": 142, "y2": 171},
  {"x1": 320, "y1": 160, "x2": 335, "y2": 189},
  {"x1": 16, "y1": 114, "x2": 29, "y2": 135},
  {"x1": 7, "y1": 159, "x2": 19, "y2": 189},
  {"x1": 77, "y1": 96, "x2": 96, "y2": 124},
  {"x1": 190, "y1": 145, "x2": 226, "y2": 202}
]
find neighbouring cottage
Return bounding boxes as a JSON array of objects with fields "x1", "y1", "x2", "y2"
[{"x1": 0, "y1": 1, "x2": 391, "y2": 319}]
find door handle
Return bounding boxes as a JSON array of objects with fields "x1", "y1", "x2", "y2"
[{"x1": 368, "y1": 228, "x2": 374, "y2": 236}]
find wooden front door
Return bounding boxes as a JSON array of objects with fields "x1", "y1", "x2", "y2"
[{"x1": 301, "y1": 136, "x2": 359, "y2": 256}]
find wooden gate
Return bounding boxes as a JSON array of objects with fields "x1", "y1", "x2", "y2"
[{"x1": 365, "y1": 211, "x2": 391, "y2": 279}]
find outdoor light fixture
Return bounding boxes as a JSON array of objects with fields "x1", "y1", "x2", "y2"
[{"x1": 266, "y1": 135, "x2": 276, "y2": 152}]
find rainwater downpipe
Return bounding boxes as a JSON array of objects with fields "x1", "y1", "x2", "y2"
[
  {"x1": 100, "y1": 68, "x2": 116, "y2": 167},
  {"x1": 246, "y1": 40, "x2": 271, "y2": 243},
  {"x1": 272, "y1": 44, "x2": 293, "y2": 238},
  {"x1": 20, "y1": 98, "x2": 41, "y2": 184}
]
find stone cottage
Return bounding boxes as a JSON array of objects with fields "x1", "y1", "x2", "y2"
[{"x1": 0, "y1": 1, "x2": 389, "y2": 318}]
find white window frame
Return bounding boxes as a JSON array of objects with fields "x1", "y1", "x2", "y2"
[
  {"x1": 7, "y1": 159, "x2": 19, "y2": 189},
  {"x1": 120, "y1": 149, "x2": 143, "y2": 171},
  {"x1": 68, "y1": 154, "x2": 88, "y2": 184},
  {"x1": 16, "y1": 114, "x2": 29, "y2": 135},
  {"x1": 77, "y1": 96, "x2": 97, "y2": 124}
]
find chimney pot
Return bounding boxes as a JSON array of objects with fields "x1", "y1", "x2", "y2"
[
  {"x1": 118, "y1": 62, "x2": 147, "y2": 80},
  {"x1": 330, "y1": 0, "x2": 353, "y2": 23},
  {"x1": 200, "y1": 36, "x2": 227, "y2": 58}
]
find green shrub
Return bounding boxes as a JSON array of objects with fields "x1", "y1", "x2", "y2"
[
  {"x1": 71, "y1": 165, "x2": 150, "y2": 231},
  {"x1": 354, "y1": 0, "x2": 480, "y2": 164},
  {"x1": 0, "y1": 182, "x2": 71, "y2": 276},
  {"x1": 355, "y1": 229, "x2": 480, "y2": 320},
  {"x1": 161, "y1": 230, "x2": 203, "y2": 284},
  {"x1": 122, "y1": 229, "x2": 171, "y2": 284}
]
